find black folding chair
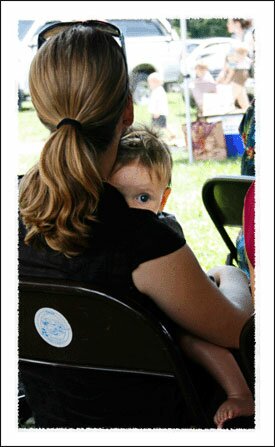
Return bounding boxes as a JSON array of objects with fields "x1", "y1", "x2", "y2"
[
  {"x1": 202, "y1": 175, "x2": 255, "y2": 265},
  {"x1": 18, "y1": 278, "x2": 215, "y2": 429}
]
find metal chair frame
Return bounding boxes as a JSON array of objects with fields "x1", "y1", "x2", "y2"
[
  {"x1": 19, "y1": 278, "x2": 213, "y2": 428},
  {"x1": 202, "y1": 175, "x2": 255, "y2": 264}
]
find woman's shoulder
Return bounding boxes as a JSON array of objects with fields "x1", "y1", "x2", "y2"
[
  {"x1": 127, "y1": 207, "x2": 186, "y2": 270},
  {"x1": 100, "y1": 183, "x2": 186, "y2": 267}
]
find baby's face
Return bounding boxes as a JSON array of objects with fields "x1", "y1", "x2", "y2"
[{"x1": 109, "y1": 160, "x2": 167, "y2": 214}]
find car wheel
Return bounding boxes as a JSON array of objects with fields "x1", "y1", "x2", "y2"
[
  {"x1": 18, "y1": 89, "x2": 24, "y2": 111},
  {"x1": 131, "y1": 72, "x2": 151, "y2": 105}
]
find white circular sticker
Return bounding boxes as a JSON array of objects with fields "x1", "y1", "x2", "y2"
[{"x1": 34, "y1": 307, "x2": 73, "y2": 348}]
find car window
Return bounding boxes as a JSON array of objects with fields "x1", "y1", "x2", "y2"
[
  {"x1": 108, "y1": 20, "x2": 164, "y2": 37},
  {"x1": 195, "y1": 43, "x2": 232, "y2": 60},
  {"x1": 203, "y1": 43, "x2": 232, "y2": 54},
  {"x1": 186, "y1": 43, "x2": 200, "y2": 53},
  {"x1": 18, "y1": 20, "x2": 34, "y2": 40}
]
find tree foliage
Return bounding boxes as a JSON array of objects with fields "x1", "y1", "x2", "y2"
[{"x1": 170, "y1": 18, "x2": 230, "y2": 38}]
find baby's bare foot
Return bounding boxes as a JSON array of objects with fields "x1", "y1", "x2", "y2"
[{"x1": 214, "y1": 394, "x2": 254, "y2": 429}]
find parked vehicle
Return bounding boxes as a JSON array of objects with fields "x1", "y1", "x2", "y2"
[
  {"x1": 17, "y1": 20, "x2": 35, "y2": 108},
  {"x1": 180, "y1": 37, "x2": 254, "y2": 110},
  {"x1": 18, "y1": 20, "x2": 61, "y2": 109},
  {"x1": 18, "y1": 18, "x2": 182, "y2": 107},
  {"x1": 18, "y1": 20, "x2": 35, "y2": 41},
  {"x1": 181, "y1": 37, "x2": 236, "y2": 80},
  {"x1": 184, "y1": 38, "x2": 205, "y2": 55},
  {"x1": 108, "y1": 19, "x2": 182, "y2": 104}
]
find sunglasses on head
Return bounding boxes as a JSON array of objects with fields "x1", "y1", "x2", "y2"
[{"x1": 37, "y1": 19, "x2": 127, "y2": 62}]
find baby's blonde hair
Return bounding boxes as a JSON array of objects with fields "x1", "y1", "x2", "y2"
[{"x1": 112, "y1": 125, "x2": 172, "y2": 187}]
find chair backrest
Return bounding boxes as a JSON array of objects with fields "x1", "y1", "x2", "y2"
[
  {"x1": 19, "y1": 277, "x2": 211, "y2": 427},
  {"x1": 202, "y1": 175, "x2": 255, "y2": 264}
]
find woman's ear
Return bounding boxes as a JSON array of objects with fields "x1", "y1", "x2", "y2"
[
  {"x1": 122, "y1": 94, "x2": 134, "y2": 127},
  {"x1": 160, "y1": 187, "x2": 171, "y2": 211}
]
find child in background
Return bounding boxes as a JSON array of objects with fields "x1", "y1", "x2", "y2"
[
  {"x1": 192, "y1": 62, "x2": 217, "y2": 114},
  {"x1": 195, "y1": 62, "x2": 216, "y2": 83},
  {"x1": 147, "y1": 72, "x2": 169, "y2": 129},
  {"x1": 108, "y1": 126, "x2": 254, "y2": 429}
]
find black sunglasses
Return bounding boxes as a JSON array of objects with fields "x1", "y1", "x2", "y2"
[{"x1": 37, "y1": 19, "x2": 127, "y2": 63}]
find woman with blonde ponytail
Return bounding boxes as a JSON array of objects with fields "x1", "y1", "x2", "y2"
[
  {"x1": 19, "y1": 22, "x2": 254, "y2": 429},
  {"x1": 20, "y1": 24, "x2": 131, "y2": 256}
]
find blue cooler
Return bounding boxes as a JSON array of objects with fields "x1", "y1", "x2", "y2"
[
  {"x1": 205, "y1": 113, "x2": 245, "y2": 157},
  {"x1": 224, "y1": 134, "x2": 245, "y2": 157}
]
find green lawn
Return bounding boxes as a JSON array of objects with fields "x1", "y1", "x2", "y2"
[
  {"x1": 165, "y1": 151, "x2": 240, "y2": 271},
  {"x1": 18, "y1": 93, "x2": 242, "y2": 271}
]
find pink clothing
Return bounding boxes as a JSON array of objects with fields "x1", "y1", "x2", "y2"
[{"x1": 243, "y1": 181, "x2": 255, "y2": 268}]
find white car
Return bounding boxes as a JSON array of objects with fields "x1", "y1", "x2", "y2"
[
  {"x1": 18, "y1": 20, "x2": 61, "y2": 108},
  {"x1": 181, "y1": 37, "x2": 236, "y2": 80},
  {"x1": 108, "y1": 19, "x2": 182, "y2": 104},
  {"x1": 180, "y1": 36, "x2": 254, "y2": 107},
  {"x1": 184, "y1": 38, "x2": 206, "y2": 55},
  {"x1": 17, "y1": 18, "x2": 182, "y2": 107}
]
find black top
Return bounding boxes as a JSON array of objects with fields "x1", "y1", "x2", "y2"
[
  {"x1": 19, "y1": 183, "x2": 186, "y2": 295},
  {"x1": 158, "y1": 211, "x2": 185, "y2": 238},
  {"x1": 19, "y1": 183, "x2": 189, "y2": 428}
]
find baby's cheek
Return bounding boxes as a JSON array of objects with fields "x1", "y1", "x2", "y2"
[{"x1": 126, "y1": 198, "x2": 143, "y2": 209}]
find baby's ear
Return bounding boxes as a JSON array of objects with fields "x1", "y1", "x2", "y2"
[{"x1": 160, "y1": 187, "x2": 171, "y2": 211}]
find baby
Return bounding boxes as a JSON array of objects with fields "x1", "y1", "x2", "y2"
[
  {"x1": 109, "y1": 125, "x2": 182, "y2": 236},
  {"x1": 108, "y1": 126, "x2": 254, "y2": 429}
]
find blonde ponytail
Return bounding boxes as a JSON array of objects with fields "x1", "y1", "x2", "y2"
[
  {"x1": 20, "y1": 126, "x2": 103, "y2": 256},
  {"x1": 19, "y1": 26, "x2": 129, "y2": 256}
]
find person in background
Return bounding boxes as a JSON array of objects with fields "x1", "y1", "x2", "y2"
[
  {"x1": 195, "y1": 62, "x2": 215, "y2": 84},
  {"x1": 191, "y1": 62, "x2": 217, "y2": 114},
  {"x1": 243, "y1": 181, "x2": 256, "y2": 304},
  {"x1": 235, "y1": 26, "x2": 255, "y2": 276},
  {"x1": 227, "y1": 18, "x2": 254, "y2": 59},
  {"x1": 109, "y1": 126, "x2": 254, "y2": 429},
  {"x1": 236, "y1": 99, "x2": 256, "y2": 278},
  {"x1": 216, "y1": 45, "x2": 251, "y2": 112},
  {"x1": 147, "y1": 72, "x2": 169, "y2": 129},
  {"x1": 239, "y1": 99, "x2": 255, "y2": 176}
]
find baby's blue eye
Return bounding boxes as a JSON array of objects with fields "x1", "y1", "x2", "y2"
[{"x1": 137, "y1": 194, "x2": 150, "y2": 203}]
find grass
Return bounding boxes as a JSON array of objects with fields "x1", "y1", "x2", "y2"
[
  {"x1": 165, "y1": 150, "x2": 240, "y2": 271},
  {"x1": 18, "y1": 102, "x2": 50, "y2": 142},
  {"x1": 134, "y1": 91, "x2": 197, "y2": 131},
  {"x1": 17, "y1": 92, "x2": 242, "y2": 271}
]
